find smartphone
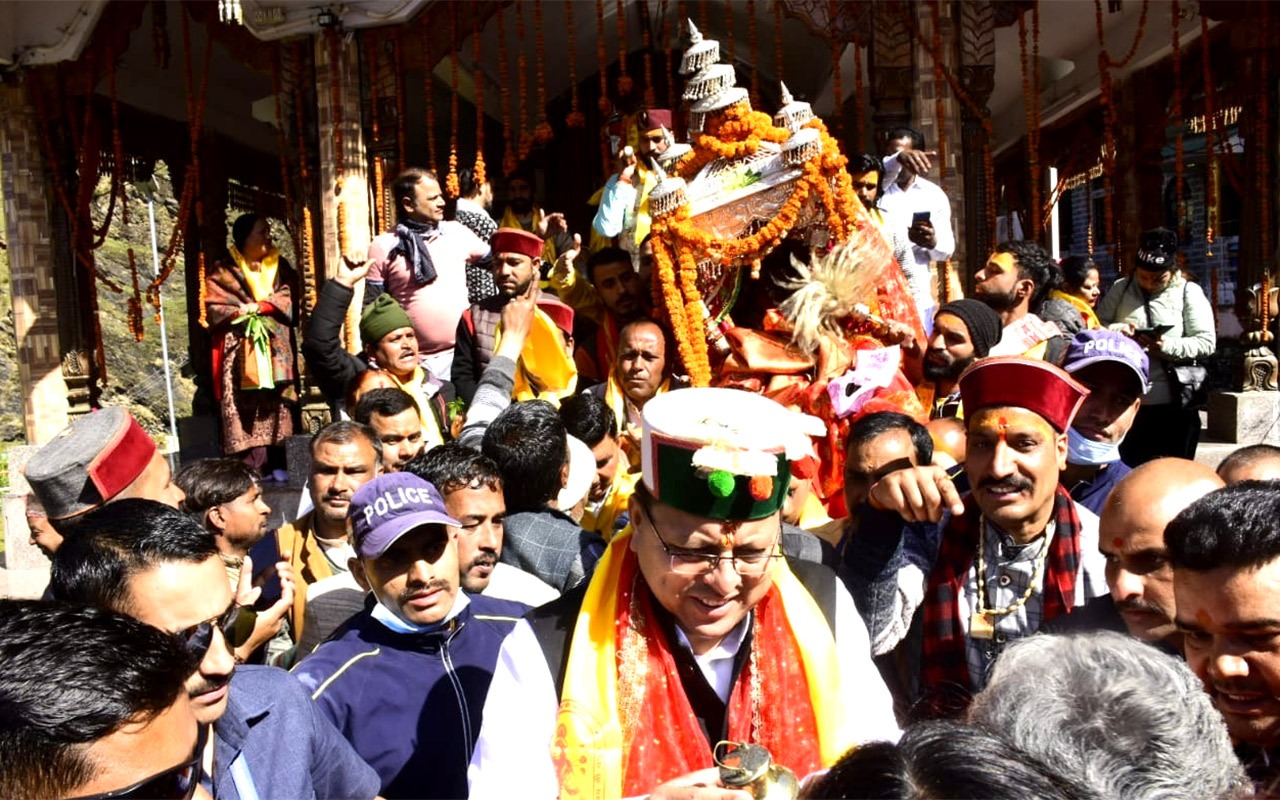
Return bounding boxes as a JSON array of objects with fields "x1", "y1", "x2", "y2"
[
  {"x1": 911, "y1": 211, "x2": 931, "y2": 225},
  {"x1": 1134, "y1": 324, "x2": 1173, "y2": 337}
]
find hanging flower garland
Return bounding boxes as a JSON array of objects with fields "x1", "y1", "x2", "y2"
[
  {"x1": 853, "y1": 38, "x2": 866, "y2": 152},
  {"x1": 422, "y1": 20, "x2": 438, "y2": 173},
  {"x1": 1200, "y1": 13, "x2": 1217, "y2": 264},
  {"x1": 1256, "y1": 4, "x2": 1272, "y2": 289},
  {"x1": 395, "y1": 32, "x2": 407, "y2": 169},
  {"x1": 293, "y1": 40, "x2": 318, "y2": 315},
  {"x1": 616, "y1": 0, "x2": 633, "y2": 96},
  {"x1": 929, "y1": 2, "x2": 947, "y2": 183},
  {"x1": 1018, "y1": 7, "x2": 1042, "y2": 235},
  {"x1": 565, "y1": 0, "x2": 586, "y2": 127},
  {"x1": 109, "y1": 51, "x2": 146, "y2": 341},
  {"x1": 643, "y1": 7, "x2": 656, "y2": 108},
  {"x1": 366, "y1": 33, "x2": 380, "y2": 144},
  {"x1": 273, "y1": 48, "x2": 301, "y2": 273},
  {"x1": 516, "y1": 0, "x2": 533, "y2": 160},
  {"x1": 446, "y1": 5, "x2": 461, "y2": 199},
  {"x1": 596, "y1": 0, "x2": 611, "y2": 114},
  {"x1": 655, "y1": 110, "x2": 858, "y2": 386},
  {"x1": 533, "y1": 0, "x2": 554, "y2": 143},
  {"x1": 662, "y1": 0, "x2": 676, "y2": 108},
  {"x1": 497, "y1": 8, "x2": 517, "y2": 175},
  {"x1": 178, "y1": 14, "x2": 214, "y2": 331},
  {"x1": 328, "y1": 29, "x2": 345, "y2": 194},
  {"x1": 773, "y1": 0, "x2": 786, "y2": 87},
  {"x1": 473, "y1": 14, "x2": 488, "y2": 184},
  {"x1": 1094, "y1": 0, "x2": 1150, "y2": 268},
  {"x1": 747, "y1": 0, "x2": 760, "y2": 106}
]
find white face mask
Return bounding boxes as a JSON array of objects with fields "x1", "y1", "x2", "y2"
[{"x1": 1066, "y1": 426, "x2": 1122, "y2": 466}]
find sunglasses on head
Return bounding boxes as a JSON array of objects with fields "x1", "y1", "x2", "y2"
[
  {"x1": 180, "y1": 603, "x2": 256, "y2": 661},
  {"x1": 68, "y1": 723, "x2": 207, "y2": 800}
]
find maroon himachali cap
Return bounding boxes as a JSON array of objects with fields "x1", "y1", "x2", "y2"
[
  {"x1": 957, "y1": 357, "x2": 1090, "y2": 433},
  {"x1": 490, "y1": 228, "x2": 544, "y2": 261}
]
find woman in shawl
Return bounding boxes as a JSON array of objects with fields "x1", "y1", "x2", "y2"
[{"x1": 205, "y1": 213, "x2": 299, "y2": 471}]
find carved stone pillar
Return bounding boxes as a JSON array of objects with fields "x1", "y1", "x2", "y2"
[
  {"x1": 958, "y1": 0, "x2": 998, "y2": 288},
  {"x1": 0, "y1": 84, "x2": 72, "y2": 444},
  {"x1": 315, "y1": 29, "x2": 372, "y2": 355},
  {"x1": 869, "y1": 1, "x2": 915, "y2": 147}
]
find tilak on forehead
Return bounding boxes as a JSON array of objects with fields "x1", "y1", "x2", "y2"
[{"x1": 957, "y1": 357, "x2": 1090, "y2": 434}]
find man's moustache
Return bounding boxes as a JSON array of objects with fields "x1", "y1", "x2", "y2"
[
  {"x1": 978, "y1": 476, "x2": 1034, "y2": 492},
  {"x1": 189, "y1": 670, "x2": 233, "y2": 698},
  {"x1": 1115, "y1": 597, "x2": 1168, "y2": 618}
]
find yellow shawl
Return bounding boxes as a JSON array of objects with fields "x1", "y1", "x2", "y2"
[
  {"x1": 553, "y1": 530, "x2": 853, "y2": 800},
  {"x1": 493, "y1": 309, "x2": 578, "y2": 407},
  {"x1": 229, "y1": 245, "x2": 280, "y2": 303},
  {"x1": 1049, "y1": 289, "x2": 1101, "y2": 330}
]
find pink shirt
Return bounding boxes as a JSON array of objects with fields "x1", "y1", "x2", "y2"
[{"x1": 366, "y1": 221, "x2": 490, "y2": 354}]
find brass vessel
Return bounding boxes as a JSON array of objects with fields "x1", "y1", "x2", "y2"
[{"x1": 714, "y1": 741, "x2": 799, "y2": 800}]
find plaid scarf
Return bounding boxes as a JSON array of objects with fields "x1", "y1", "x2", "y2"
[{"x1": 918, "y1": 484, "x2": 1081, "y2": 718}]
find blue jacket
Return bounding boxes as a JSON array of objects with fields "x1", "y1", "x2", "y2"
[
  {"x1": 293, "y1": 594, "x2": 526, "y2": 799},
  {"x1": 211, "y1": 665, "x2": 380, "y2": 800},
  {"x1": 1067, "y1": 460, "x2": 1132, "y2": 516}
]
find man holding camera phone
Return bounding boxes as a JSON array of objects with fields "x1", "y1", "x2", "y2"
[{"x1": 879, "y1": 126, "x2": 956, "y2": 334}]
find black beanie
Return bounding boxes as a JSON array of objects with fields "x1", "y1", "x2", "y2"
[{"x1": 935, "y1": 299, "x2": 1003, "y2": 358}]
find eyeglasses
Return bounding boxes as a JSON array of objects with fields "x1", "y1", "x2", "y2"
[
  {"x1": 640, "y1": 504, "x2": 782, "y2": 576},
  {"x1": 68, "y1": 724, "x2": 207, "y2": 800},
  {"x1": 179, "y1": 603, "x2": 256, "y2": 661}
]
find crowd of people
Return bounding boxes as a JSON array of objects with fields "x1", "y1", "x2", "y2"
[{"x1": 4, "y1": 109, "x2": 1280, "y2": 800}]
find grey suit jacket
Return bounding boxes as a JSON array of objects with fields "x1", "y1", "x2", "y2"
[{"x1": 500, "y1": 507, "x2": 606, "y2": 593}]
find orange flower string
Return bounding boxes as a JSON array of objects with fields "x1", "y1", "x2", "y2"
[
  {"x1": 373, "y1": 156, "x2": 385, "y2": 233},
  {"x1": 366, "y1": 33, "x2": 380, "y2": 143},
  {"x1": 446, "y1": 5, "x2": 461, "y2": 198},
  {"x1": 273, "y1": 48, "x2": 301, "y2": 265},
  {"x1": 747, "y1": 0, "x2": 760, "y2": 105},
  {"x1": 643, "y1": 9, "x2": 656, "y2": 107},
  {"x1": 617, "y1": 0, "x2": 632, "y2": 95},
  {"x1": 565, "y1": 0, "x2": 585, "y2": 127},
  {"x1": 931, "y1": 1, "x2": 947, "y2": 183},
  {"x1": 498, "y1": 7, "x2": 517, "y2": 175},
  {"x1": 328, "y1": 28, "x2": 344, "y2": 193},
  {"x1": 533, "y1": 0, "x2": 553, "y2": 143},
  {"x1": 773, "y1": 1, "x2": 785, "y2": 85},
  {"x1": 662, "y1": 0, "x2": 676, "y2": 107},
  {"x1": 516, "y1": 0, "x2": 532, "y2": 159},
  {"x1": 474, "y1": 14, "x2": 488, "y2": 180},
  {"x1": 596, "y1": 0, "x2": 611, "y2": 114},
  {"x1": 395, "y1": 33, "x2": 407, "y2": 168},
  {"x1": 422, "y1": 20, "x2": 438, "y2": 173}
]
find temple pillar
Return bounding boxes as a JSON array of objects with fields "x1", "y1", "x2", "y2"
[
  {"x1": 315, "y1": 29, "x2": 372, "y2": 354},
  {"x1": 869, "y1": 1, "x2": 915, "y2": 148},
  {"x1": 0, "y1": 83, "x2": 71, "y2": 444},
  {"x1": 958, "y1": 0, "x2": 998, "y2": 290}
]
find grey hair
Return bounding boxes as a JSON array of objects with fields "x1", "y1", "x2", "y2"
[{"x1": 968, "y1": 632, "x2": 1251, "y2": 800}]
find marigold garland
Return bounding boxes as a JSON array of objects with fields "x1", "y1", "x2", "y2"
[
  {"x1": 395, "y1": 33, "x2": 407, "y2": 168},
  {"x1": 473, "y1": 15, "x2": 488, "y2": 180},
  {"x1": 293, "y1": 40, "x2": 318, "y2": 315},
  {"x1": 596, "y1": 0, "x2": 611, "y2": 114},
  {"x1": 328, "y1": 29, "x2": 345, "y2": 194},
  {"x1": 273, "y1": 50, "x2": 299, "y2": 260},
  {"x1": 773, "y1": 1, "x2": 786, "y2": 86},
  {"x1": 617, "y1": 0, "x2": 633, "y2": 95},
  {"x1": 662, "y1": 0, "x2": 676, "y2": 107},
  {"x1": 643, "y1": 8, "x2": 656, "y2": 108},
  {"x1": 1201, "y1": 13, "x2": 1216, "y2": 258},
  {"x1": 516, "y1": 0, "x2": 533, "y2": 159},
  {"x1": 565, "y1": 0, "x2": 585, "y2": 127},
  {"x1": 1095, "y1": 0, "x2": 1150, "y2": 268},
  {"x1": 653, "y1": 112, "x2": 859, "y2": 386},
  {"x1": 1256, "y1": 3, "x2": 1272, "y2": 293},
  {"x1": 497, "y1": 8, "x2": 517, "y2": 175},
  {"x1": 373, "y1": 156, "x2": 385, "y2": 233},
  {"x1": 366, "y1": 33, "x2": 380, "y2": 144},
  {"x1": 533, "y1": 0, "x2": 554, "y2": 143},
  {"x1": 446, "y1": 6, "x2": 461, "y2": 199},
  {"x1": 422, "y1": 20, "x2": 438, "y2": 173},
  {"x1": 747, "y1": 0, "x2": 760, "y2": 105}
]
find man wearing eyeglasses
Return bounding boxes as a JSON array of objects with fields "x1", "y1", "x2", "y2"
[
  {"x1": 48, "y1": 499, "x2": 381, "y2": 800},
  {"x1": 468, "y1": 388, "x2": 900, "y2": 800},
  {"x1": 0, "y1": 600, "x2": 209, "y2": 800}
]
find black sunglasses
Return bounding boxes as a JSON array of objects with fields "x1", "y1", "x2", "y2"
[
  {"x1": 180, "y1": 603, "x2": 256, "y2": 661},
  {"x1": 68, "y1": 724, "x2": 207, "y2": 800}
]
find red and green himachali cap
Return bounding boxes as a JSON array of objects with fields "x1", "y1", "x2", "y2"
[{"x1": 640, "y1": 388, "x2": 826, "y2": 521}]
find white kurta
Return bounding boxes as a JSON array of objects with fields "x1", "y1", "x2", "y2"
[{"x1": 466, "y1": 584, "x2": 901, "y2": 799}]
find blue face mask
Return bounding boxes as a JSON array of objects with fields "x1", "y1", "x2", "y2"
[{"x1": 1066, "y1": 426, "x2": 1122, "y2": 466}]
